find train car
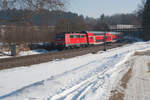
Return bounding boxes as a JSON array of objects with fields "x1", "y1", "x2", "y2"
[
  {"x1": 55, "y1": 33, "x2": 88, "y2": 49},
  {"x1": 55, "y1": 31, "x2": 121, "y2": 49},
  {"x1": 109, "y1": 32, "x2": 121, "y2": 42},
  {"x1": 84, "y1": 31, "x2": 114, "y2": 44},
  {"x1": 85, "y1": 31, "x2": 104, "y2": 45}
]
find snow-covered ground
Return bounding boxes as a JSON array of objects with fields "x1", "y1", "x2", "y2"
[
  {"x1": 0, "y1": 49, "x2": 56, "y2": 59},
  {"x1": 0, "y1": 41, "x2": 150, "y2": 100},
  {"x1": 124, "y1": 55, "x2": 150, "y2": 100}
]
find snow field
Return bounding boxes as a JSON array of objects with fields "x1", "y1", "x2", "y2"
[{"x1": 0, "y1": 41, "x2": 150, "y2": 100}]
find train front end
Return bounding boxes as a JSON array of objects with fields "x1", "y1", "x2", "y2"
[{"x1": 55, "y1": 34, "x2": 66, "y2": 49}]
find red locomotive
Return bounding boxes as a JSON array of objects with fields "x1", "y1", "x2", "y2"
[{"x1": 55, "y1": 31, "x2": 121, "y2": 49}]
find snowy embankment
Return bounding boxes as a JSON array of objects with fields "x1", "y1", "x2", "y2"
[
  {"x1": 0, "y1": 49, "x2": 56, "y2": 59},
  {"x1": 0, "y1": 41, "x2": 150, "y2": 100}
]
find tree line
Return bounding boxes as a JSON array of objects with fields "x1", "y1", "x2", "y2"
[
  {"x1": 0, "y1": 0, "x2": 150, "y2": 44},
  {"x1": 141, "y1": 0, "x2": 150, "y2": 40},
  {"x1": 0, "y1": 0, "x2": 65, "y2": 43},
  {"x1": 0, "y1": 10, "x2": 142, "y2": 43}
]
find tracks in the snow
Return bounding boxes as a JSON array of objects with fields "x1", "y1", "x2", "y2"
[{"x1": 50, "y1": 69, "x2": 108, "y2": 100}]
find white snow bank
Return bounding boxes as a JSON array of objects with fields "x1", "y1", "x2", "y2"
[
  {"x1": 0, "y1": 49, "x2": 56, "y2": 59},
  {"x1": 0, "y1": 41, "x2": 150, "y2": 100}
]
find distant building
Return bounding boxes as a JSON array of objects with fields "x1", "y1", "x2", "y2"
[{"x1": 110, "y1": 24, "x2": 141, "y2": 30}]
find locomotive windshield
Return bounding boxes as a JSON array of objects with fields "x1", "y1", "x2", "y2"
[{"x1": 56, "y1": 35, "x2": 65, "y2": 39}]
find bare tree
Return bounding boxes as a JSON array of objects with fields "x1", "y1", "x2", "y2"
[
  {"x1": 0, "y1": 0, "x2": 65, "y2": 42},
  {"x1": 0, "y1": 0, "x2": 65, "y2": 10},
  {"x1": 137, "y1": 0, "x2": 146, "y2": 22},
  {"x1": 55, "y1": 15, "x2": 88, "y2": 34},
  {"x1": 0, "y1": 0, "x2": 65, "y2": 56},
  {"x1": 142, "y1": 0, "x2": 150, "y2": 40},
  {"x1": 0, "y1": 0, "x2": 65, "y2": 24}
]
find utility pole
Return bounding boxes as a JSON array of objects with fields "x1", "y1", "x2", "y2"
[
  {"x1": 2, "y1": 0, "x2": 7, "y2": 10},
  {"x1": 67, "y1": 23, "x2": 70, "y2": 32},
  {"x1": 103, "y1": 32, "x2": 107, "y2": 51}
]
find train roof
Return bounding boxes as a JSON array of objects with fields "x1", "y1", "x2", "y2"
[
  {"x1": 85, "y1": 31, "x2": 122, "y2": 36},
  {"x1": 56, "y1": 31, "x2": 121, "y2": 36},
  {"x1": 85, "y1": 31, "x2": 106, "y2": 35},
  {"x1": 108, "y1": 32, "x2": 121, "y2": 34},
  {"x1": 86, "y1": 31, "x2": 105, "y2": 33}
]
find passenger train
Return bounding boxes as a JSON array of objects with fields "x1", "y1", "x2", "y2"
[{"x1": 55, "y1": 31, "x2": 121, "y2": 49}]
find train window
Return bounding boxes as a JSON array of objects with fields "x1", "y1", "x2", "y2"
[
  {"x1": 56, "y1": 35, "x2": 65, "y2": 39},
  {"x1": 70, "y1": 35, "x2": 83, "y2": 38},
  {"x1": 96, "y1": 39, "x2": 104, "y2": 42},
  {"x1": 77, "y1": 35, "x2": 81, "y2": 38},
  {"x1": 70, "y1": 35, "x2": 74, "y2": 38},
  {"x1": 73, "y1": 35, "x2": 80, "y2": 38},
  {"x1": 81, "y1": 35, "x2": 84, "y2": 38},
  {"x1": 90, "y1": 37, "x2": 93, "y2": 40},
  {"x1": 73, "y1": 35, "x2": 77, "y2": 38}
]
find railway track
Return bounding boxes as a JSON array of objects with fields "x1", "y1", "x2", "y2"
[{"x1": 0, "y1": 43, "x2": 127, "y2": 70}]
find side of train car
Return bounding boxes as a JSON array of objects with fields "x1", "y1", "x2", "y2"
[{"x1": 55, "y1": 31, "x2": 121, "y2": 49}]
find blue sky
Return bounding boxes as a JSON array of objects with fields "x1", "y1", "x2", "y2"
[{"x1": 68, "y1": 0, "x2": 142, "y2": 18}]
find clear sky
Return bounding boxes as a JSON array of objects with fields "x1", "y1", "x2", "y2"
[{"x1": 68, "y1": 0, "x2": 142, "y2": 18}]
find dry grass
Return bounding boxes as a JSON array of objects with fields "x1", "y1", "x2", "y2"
[
  {"x1": 110, "y1": 90, "x2": 124, "y2": 100},
  {"x1": 121, "y1": 68, "x2": 132, "y2": 89},
  {"x1": 134, "y1": 51, "x2": 150, "y2": 56}
]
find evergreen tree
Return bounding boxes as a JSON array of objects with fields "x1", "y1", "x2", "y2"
[{"x1": 142, "y1": 0, "x2": 150, "y2": 40}]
